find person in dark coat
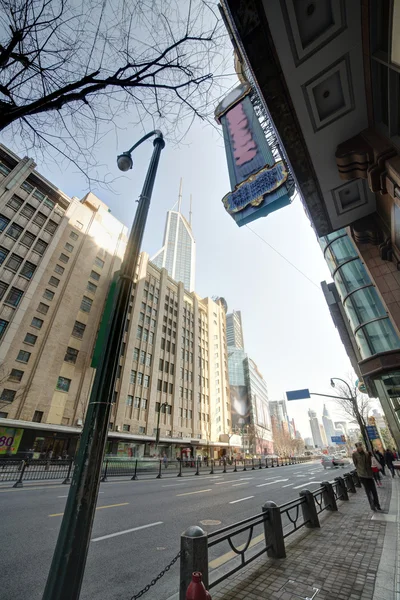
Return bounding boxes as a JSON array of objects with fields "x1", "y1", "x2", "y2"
[
  {"x1": 353, "y1": 442, "x2": 381, "y2": 511},
  {"x1": 375, "y1": 450, "x2": 386, "y2": 476},
  {"x1": 384, "y1": 448, "x2": 395, "y2": 477}
]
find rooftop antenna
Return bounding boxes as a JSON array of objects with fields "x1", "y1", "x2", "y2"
[
  {"x1": 178, "y1": 177, "x2": 183, "y2": 213},
  {"x1": 189, "y1": 193, "x2": 193, "y2": 228}
]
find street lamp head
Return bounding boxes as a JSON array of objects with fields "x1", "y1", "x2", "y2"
[{"x1": 117, "y1": 152, "x2": 133, "y2": 171}]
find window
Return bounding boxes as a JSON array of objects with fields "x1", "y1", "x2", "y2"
[
  {"x1": 137, "y1": 326, "x2": 143, "y2": 339},
  {"x1": 20, "y1": 231, "x2": 35, "y2": 247},
  {"x1": 146, "y1": 354, "x2": 151, "y2": 366},
  {"x1": 157, "y1": 379, "x2": 162, "y2": 391},
  {"x1": 5, "y1": 254, "x2": 23, "y2": 272},
  {"x1": 5, "y1": 287, "x2": 23, "y2": 307},
  {"x1": 0, "y1": 282, "x2": 8, "y2": 300},
  {"x1": 144, "y1": 375, "x2": 150, "y2": 388},
  {"x1": 90, "y1": 270, "x2": 100, "y2": 281},
  {"x1": 133, "y1": 348, "x2": 139, "y2": 361},
  {"x1": 87, "y1": 281, "x2": 97, "y2": 294},
  {"x1": 139, "y1": 312, "x2": 144, "y2": 323},
  {"x1": 170, "y1": 364, "x2": 174, "y2": 375},
  {"x1": 33, "y1": 212, "x2": 46, "y2": 227},
  {"x1": 34, "y1": 239, "x2": 48, "y2": 255},
  {"x1": 24, "y1": 333, "x2": 37, "y2": 345},
  {"x1": 159, "y1": 358, "x2": 164, "y2": 371},
  {"x1": 169, "y1": 383, "x2": 173, "y2": 394},
  {"x1": 126, "y1": 395, "x2": 133, "y2": 406},
  {"x1": 0, "y1": 319, "x2": 8, "y2": 339},
  {"x1": 94, "y1": 257, "x2": 105, "y2": 268},
  {"x1": 33, "y1": 189, "x2": 45, "y2": 201},
  {"x1": 17, "y1": 350, "x2": 30, "y2": 363},
  {"x1": 49, "y1": 276, "x2": 60, "y2": 288},
  {"x1": 59, "y1": 253, "x2": 69, "y2": 264},
  {"x1": 0, "y1": 411, "x2": 7, "y2": 418},
  {"x1": 137, "y1": 372, "x2": 143, "y2": 385},
  {"x1": 31, "y1": 317, "x2": 43, "y2": 329},
  {"x1": 149, "y1": 332, "x2": 154, "y2": 344},
  {"x1": 7, "y1": 196, "x2": 23, "y2": 211},
  {"x1": 32, "y1": 410, "x2": 43, "y2": 423},
  {"x1": 43, "y1": 289, "x2": 55, "y2": 301},
  {"x1": 0, "y1": 215, "x2": 10, "y2": 231},
  {"x1": 8, "y1": 369, "x2": 23, "y2": 382},
  {"x1": 143, "y1": 329, "x2": 149, "y2": 342},
  {"x1": 21, "y1": 203, "x2": 35, "y2": 218},
  {"x1": 20, "y1": 261, "x2": 36, "y2": 279},
  {"x1": 56, "y1": 376, "x2": 71, "y2": 392},
  {"x1": 161, "y1": 338, "x2": 165, "y2": 350},
  {"x1": 134, "y1": 397, "x2": 140, "y2": 408},
  {"x1": 45, "y1": 220, "x2": 58, "y2": 234},
  {"x1": 0, "y1": 247, "x2": 8, "y2": 265},
  {"x1": 0, "y1": 389, "x2": 16, "y2": 403},
  {"x1": 123, "y1": 424, "x2": 130, "y2": 432},
  {"x1": 139, "y1": 426, "x2": 146, "y2": 434},
  {"x1": 130, "y1": 370, "x2": 136, "y2": 384},
  {"x1": 0, "y1": 162, "x2": 10, "y2": 175},
  {"x1": 163, "y1": 381, "x2": 168, "y2": 393},
  {"x1": 43, "y1": 197, "x2": 55, "y2": 209},
  {"x1": 64, "y1": 347, "x2": 79, "y2": 364},
  {"x1": 80, "y1": 296, "x2": 93, "y2": 313},
  {"x1": 72, "y1": 321, "x2": 86, "y2": 339},
  {"x1": 70, "y1": 231, "x2": 79, "y2": 241},
  {"x1": 139, "y1": 350, "x2": 145, "y2": 365},
  {"x1": 54, "y1": 264, "x2": 64, "y2": 275},
  {"x1": 76, "y1": 221, "x2": 83, "y2": 230},
  {"x1": 37, "y1": 302, "x2": 49, "y2": 314},
  {"x1": 141, "y1": 398, "x2": 147, "y2": 410},
  {"x1": 65, "y1": 242, "x2": 74, "y2": 252}
]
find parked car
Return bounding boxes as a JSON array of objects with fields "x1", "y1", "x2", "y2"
[{"x1": 321, "y1": 455, "x2": 348, "y2": 469}]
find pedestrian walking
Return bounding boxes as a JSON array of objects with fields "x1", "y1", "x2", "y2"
[
  {"x1": 371, "y1": 453, "x2": 382, "y2": 487},
  {"x1": 352, "y1": 442, "x2": 382, "y2": 511},
  {"x1": 384, "y1": 448, "x2": 395, "y2": 477},
  {"x1": 375, "y1": 450, "x2": 386, "y2": 475}
]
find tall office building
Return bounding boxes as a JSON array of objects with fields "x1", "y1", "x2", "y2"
[
  {"x1": 308, "y1": 409, "x2": 323, "y2": 448},
  {"x1": 151, "y1": 184, "x2": 195, "y2": 292},
  {"x1": 269, "y1": 399, "x2": 288, "y2": 428},
  {"x1": 226, "y1": 310, "x2": 244, "y2": 349},
  {"x1": 322, "y1": 404, "x2": 336, "y2": 446}
]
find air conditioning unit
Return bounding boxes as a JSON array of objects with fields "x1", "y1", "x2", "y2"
[{"x1": 76, "y1": 419, "x2": 83, "y2": 426}]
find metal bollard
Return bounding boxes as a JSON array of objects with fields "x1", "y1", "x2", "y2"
[
  {"x1": 209, "y1": 459, "x2": 214, "y2": 475},
  {"x1": 223, "y1": 460, "x2": 227, "y2": 474},
  {"x1": 101, "y1": 460, "x2": 109, "y2": 483},
  {"x1": 233, "y1": 459, "x2": 237, "y2": 472},
  {"x1": 131, "y1": 459, "x2": 138, "y2": 480},
  {"x1": 156, "y1": 459, "x2": 162, "y2": 479},
  {"x1": 351, "y1": 469, "x2": 361, "y2": 488},
  {"x1": 180, "y1": 526, "x2": 209, "y2": 600},
  {"x1": 265, "y1": 458, "x2": 269, "y2": 468},
  {"x1": 344, "y1": 472, "x2": 356, "y2": 493},
  {"x1": 259, "y1": 458, "x2": 262, "y2": 469},
  {"x1": 251, "y1": 459, "x2": 255, "y2": 471},
  {"x1": 62, "y1": 459, "x2": 73, "y2": 484},
  {"x1": 335, "y1": 476, "x2": 349, "y2": 501},
  {"x1": 13, "y1": 460, "x2": 27, "y2": 488},
  {"x1": 262, "y1": 501, "x2": 286, "y2": 559},
  {"x1": 299, "y1": 490, "x2": 320, "y2": 528},
  {"x1": 321, "y1": 481, "x2": 338, "y2": 511},
  {"x1": 243, "y1": 460, "x2": 247, "y2": 471},
  {"x1": 195, "y1": 459, "x2": 200, "y2": 476}
]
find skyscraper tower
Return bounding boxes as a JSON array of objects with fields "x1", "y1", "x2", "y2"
[
  {"x1": 308, "y1": 408, "x2": 323, "y2": 448},
  {"x1": 226, "y1": 310, "x2": 244, "y2": 349},
  {"x1": 151, "y1": 179, "x2": 196, "y2": 291},
  {"x1": 322, "y1": 404, "x2": 336, "y2": 446}
]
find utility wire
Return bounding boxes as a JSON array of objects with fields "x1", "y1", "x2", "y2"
[{"x1": 245, "y1": 225, "x2": 321, "y2": 291}]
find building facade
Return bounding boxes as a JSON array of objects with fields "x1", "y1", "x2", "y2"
[
  {"x1": 151, "y1": 208, "x2": 196, "y2": 292},
  {"x1": 0, "y1": 145, "x2": 230, "y2": 459},
  {"x1": 226, "y1": 310, "x2": 244, "y2": 349}
]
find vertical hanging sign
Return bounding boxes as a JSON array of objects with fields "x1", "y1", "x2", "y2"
[{"x1": 215, "y1": 83, "x2": 290, "y2": 226}]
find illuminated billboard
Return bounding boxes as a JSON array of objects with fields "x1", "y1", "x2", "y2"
[
  {"x1": 215, "y1": 83, "x2": 291, "y2": 227},
  {"x1": 230, "y1": 385, "x2": 251, "y2": 428}
]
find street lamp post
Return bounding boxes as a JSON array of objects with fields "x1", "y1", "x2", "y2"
[
  {"x1": 42, "y1": 130, "x2": 165, "y2": 600},
  {"x1": 155, "y1": 401, "x2": 169, "y2": 455},
  {"x1": 330, "y1": 377, "x2": 372, "y2": 452}
]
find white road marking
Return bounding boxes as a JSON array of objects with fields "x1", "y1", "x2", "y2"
[
  {"x1": 296, "y1": 475, "x2": 305, "y2": 477},
  {"x1": 177, "y1": 489, "x2": 212, "y2": 497},
  {"x1": 214, "y1": 482, "x2": 229, "y2": 485},
  {"x1": 238, "y1": 478, "x2": 254, "y2": 481},
  {"x1": 162, "y1": 483, "x2": 188, "y2": 487},
  {"x1": 282, "y1": 483, "x2": 294, "y2": 488},
  {"x1": 292, "y1": 471, "x2": 303, "y2": 475},
  {"x1": 92, "y1": 521, "x2": 163, "y2": 542},
  {"x1": 232, "y1": 482, "x2": 249, "y2": 487},
  {"x1": 257, "y1": 479, "x2": 288, "y2": 487},
  {"x1": 292, "y1": 482, "x2": 321, "y2": 490},
  {"x1": 229, "y1": 496, "x2": 254, "y2": 504}
]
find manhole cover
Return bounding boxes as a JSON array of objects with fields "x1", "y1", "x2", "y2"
[
  {"x1": 280, "y1": 580, "x2": 320, "y2": 600},
  {"x1": 200, "y1": 520, "x2": 221, "y2": 526}
]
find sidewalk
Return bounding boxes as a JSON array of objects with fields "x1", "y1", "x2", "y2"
[{"x1": 212, "y1": 477, "x2": 399, "y2": 600}]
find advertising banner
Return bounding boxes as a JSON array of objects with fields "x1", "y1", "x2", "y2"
[
  {"x1": 215, "y1": 83, "x2": 291, "y2": 227},
  {"x1": 230, "y1": 385, "x2": 251, "y2": 428},
  {"x1": 0, "y1": 427, "x2": 23, "y2": 455}
]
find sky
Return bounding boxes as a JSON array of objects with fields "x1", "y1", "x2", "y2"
[{"x1": 1, "y1": 3, "x2": 372, "y2": 441}]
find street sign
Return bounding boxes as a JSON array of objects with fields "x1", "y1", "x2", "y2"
[
  {"x1": 366, "y1": 425, "x2": 379, "y2": 440},
  {"x1": 286, "y1": 389, "x2": 311, "y2": 401},
  {"x1": 331, "y1": 436, "x2": 346, "y2": 445}
]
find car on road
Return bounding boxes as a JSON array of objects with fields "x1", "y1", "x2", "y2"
[{"x1": 321, "y1": 455, "x2": 349, "y2": 469}]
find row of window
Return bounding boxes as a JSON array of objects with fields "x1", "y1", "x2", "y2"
[
  {"x1": 159, "y1": 359, "x2": 174, "y2": 375},
  {"x1": 6, "y1": 194, "x2": 58, "y2": 229},
  {"x1": 0, "y1": 373, "x2": 72, "y2": 404},
  {"x1": 132, "y1": 348, "x2": 152, "y2": 366},
  {"x1": 136, "y1": 326, "x2": 154, "y2": 344},
  {"x1": 126, "y1": 396, "x2": 147, "y2": 409},
  {"x1": 130, "y1": 370, "x2": 150, "y2": 387},
  {"x1": 157, "y1": 379, "x2": 174, "y2": 394}
]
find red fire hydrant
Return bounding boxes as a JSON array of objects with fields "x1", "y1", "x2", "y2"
[{"x1": 186, "y1": 572, "x2": 212, "y2": 599}]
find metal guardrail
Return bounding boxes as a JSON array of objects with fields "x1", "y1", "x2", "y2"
[
  {"x1": 179, "y1": 471, "x2": 360, "y2": 599},
  {"x1": 0, "y1": 455, "x2": 312, "y2": 486}
]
